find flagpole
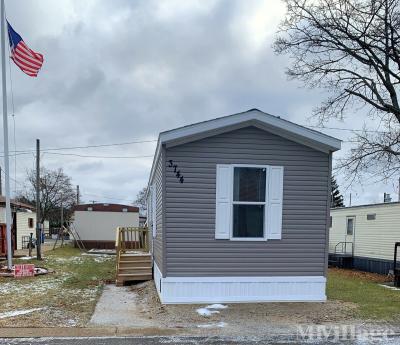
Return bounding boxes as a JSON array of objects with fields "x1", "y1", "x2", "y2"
[{"x1": 1, "y1": 0, "x2": 12, "y2": 270}]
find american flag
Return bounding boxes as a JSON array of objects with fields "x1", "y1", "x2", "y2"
[{"x1": 7, "y1": 21, "x2": 43, "y2": 77}]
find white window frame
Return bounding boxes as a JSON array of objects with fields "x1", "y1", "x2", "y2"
[
  {"x1": 346, "y1": 216, "x2": 355, "y2": 236},
  {"x1": 229, "y1": 164, "x2": 269, "y2": 241}
]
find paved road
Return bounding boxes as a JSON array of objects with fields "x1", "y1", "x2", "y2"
[{"x1": 1, "y1": 336, "x2": 400, "y2": 345}]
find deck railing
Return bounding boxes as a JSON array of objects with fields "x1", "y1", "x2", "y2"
[
  {"x1": 334, "y1": 241, "x2": 354, "y2": 256},
  {"x1": 115, "y1": 227, "x2": 150, "y2": 274},
  {"x1": 116, "y1": 227, "x2": 150, "y2": 253}
]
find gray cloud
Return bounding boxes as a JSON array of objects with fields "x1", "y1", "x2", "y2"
[{"x1": 0, "y1": 0, "x2": 396, "y2": 206}]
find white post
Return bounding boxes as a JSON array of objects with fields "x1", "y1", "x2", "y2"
[{"x1": 1, "y1": 0, "x2": 12, "y2": 269}]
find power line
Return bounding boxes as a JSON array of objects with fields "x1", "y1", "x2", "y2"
[
  {"x1": 43, "y1": 152, "x2": 154, "y2": 159},
  {"x1": 0, "y1": 165, "x2": 25, "y2": 187},
  {"x1": 306, "y1": 125, "x2": 388, "y2": 133},
  {"x1": 82, "y1": 192, "x2": 134, "y2": 203},
  {"x1": 0, "y1": 138, "x2": 158, "y2": 154}
]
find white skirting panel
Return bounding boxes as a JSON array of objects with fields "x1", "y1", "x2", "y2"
[{"x1": 153, "y1": 263, "x2": 326, "y2": 304}]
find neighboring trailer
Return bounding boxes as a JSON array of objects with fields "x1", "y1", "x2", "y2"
[
  {"x1": 73, "y1": 203, "x2": 139, "y2": 249},
  {"x1": 147, "y1": 109, "x2": 341, "y2": 303},
  {"x1": 0, "y1": 196, "x2": 36, "y2": 251},
  {"x1": 329, "y1": 202, "x2": 400, "y2": 274}
]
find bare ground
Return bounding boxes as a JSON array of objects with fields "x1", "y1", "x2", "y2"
[{"x1": 109, "y1": 280, "x2": 361, "y2": 336}]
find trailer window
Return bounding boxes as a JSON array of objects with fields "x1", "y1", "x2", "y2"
[
  {"x1": 367, "y1": 214, "x2": 376, "y2": 220},
  {"x1": 28, "y1": 218, "x2": 34, "y2": 228}
]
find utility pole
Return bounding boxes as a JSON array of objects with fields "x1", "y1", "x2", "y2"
[
  {"x1": 36, "y1": 139, "x2": 41, "y2": 260},
  {"x1": 349, "y1": 193, "x2": 352, "y2": 207},
  {"x1": 0, "y1": 166, "x2": 2, "y2": 195},
  {"x1": 76, "y1": 185, "x2": 80, "y2": 205},
  {"x1": 1, "y1": 0, "x2": 13, "y2": 270}
]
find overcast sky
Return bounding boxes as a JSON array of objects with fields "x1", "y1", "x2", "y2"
[{"x1": 1, "y1": 0, "x2": 398, "y2": 206}]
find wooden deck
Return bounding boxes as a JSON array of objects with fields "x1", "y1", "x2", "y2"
[{"x1": 115, "y1": 227, "x2": 152, "y2": 286}]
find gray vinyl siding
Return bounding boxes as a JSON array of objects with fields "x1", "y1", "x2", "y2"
[
  {"x1": 164, "y1": 126, "x2": 330, "y2": 277},
  {"x1": 151, "y1": 148, "x2": 164, "y2": 273}
]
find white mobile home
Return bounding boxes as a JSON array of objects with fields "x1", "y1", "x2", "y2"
[
  {"x1": 329, "y1": 202, "x2": 400, "y2": 274},
  {"x1": 73, "y1": 203, "x2": 140, "y2": 249},
  {"x1": 0, "y1": 196, "x2": 37, "y2": 253}
]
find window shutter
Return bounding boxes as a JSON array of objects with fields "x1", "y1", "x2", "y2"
[
  {"x1": 152, "y1": 184, "x2": 157, "y2": 238},
  {"x1": 267, "y1": 166, "x2": 284, "y2": 240},
  {"x1": 215, "y1": 164, "x2": 232, "y2": 239}
]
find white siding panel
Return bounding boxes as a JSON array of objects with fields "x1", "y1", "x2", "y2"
[
  {"x1": 330, "y1": 203, "x2": 400, "y2": 260},
  {"x1": 16, "y1": 212, "x2": 36, "y2": 250},
  {"x1": 73, "y1": 211, "x2": 139, "y2": 241}
]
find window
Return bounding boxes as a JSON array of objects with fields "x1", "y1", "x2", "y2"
[
  {"x1": 215, "y1": 164, "x2": 284, "y2": 241},
  {"x1": 329, "y1": 216, "x2": 332, "y2": 228},
  {"x1": 346, "y1": 217, "x2": 355, "y2": 235},
  {"x1": 232, "y1": 167, "x2": 266, "y2": 238},
  {"x1": 28, "y1": 218, "x2": 34, "y2": 228},
  {"x1": 367, "y1": 213, "x2": 376, "y2": 220}
]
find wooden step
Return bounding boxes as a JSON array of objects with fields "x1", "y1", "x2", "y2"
[
  {"x1": 119, "y1": 254, "x2": 151, "y2": 261},
  {"x1": 118, "y1": 267, "x2": 152, "y2": 274},
  {"x1": 118, "y1": 260, "x2": 152, "y2": 268},
  {"x1": 120, "y1": 252, "x2": 151, "y2": 257},
  {"x1": 117, "y1": 273, "x2": 152, "y2": 282}
]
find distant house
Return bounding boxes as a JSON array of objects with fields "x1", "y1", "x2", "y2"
[
  {"x1": 72, "y1": 203, "x2": 139, "y2": 249},
  {"x1": 0, "y1": 196, "x2": 37, "y2": 253},
  {"x1": 147, "y1": 109, "x2": 341, "y2": 303},
  {"x1": 329, "y1": 202, "x2": 400, "y2": 274}
]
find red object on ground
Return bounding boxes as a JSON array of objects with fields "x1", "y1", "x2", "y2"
[
  {"x1": 14, "y1": 264, "x2": 35, "y2": 278},
  {"x1": 0, "y1": 224, "x2": 5, "y2": 255}
]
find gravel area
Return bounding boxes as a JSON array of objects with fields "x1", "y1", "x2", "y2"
[{"x1": 121, "y1": 280, "x2": 360, "y2": 337}]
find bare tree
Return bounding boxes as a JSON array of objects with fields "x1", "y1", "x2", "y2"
[
  {"x1": 274, "y1": 0, "x2": 400, "y2": 181},
  {"x1": 17, "y1": 167, "x2": 76, "y2": 225},
  {"x1": 134, "y1": 187, "x2": 147, "y2": 215}
]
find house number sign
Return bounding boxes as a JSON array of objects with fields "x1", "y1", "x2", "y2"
[{"x1": 168, "y1": 160, "x2": 184, "y2": 183}]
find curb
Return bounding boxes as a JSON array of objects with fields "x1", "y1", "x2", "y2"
[{"x1": 0, "y1": 327, "x2": 186, "y2": 338}]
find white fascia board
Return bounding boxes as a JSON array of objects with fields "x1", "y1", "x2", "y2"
[
  {"x1": 146, "y1": 138, "x2": 162, "y2": 198},
  {"x1": 159, "y1": 110, "x2": 341, "y2": 152},
  {"x1": 147, "y1": 109, "x2": 342, "y2": 192}
]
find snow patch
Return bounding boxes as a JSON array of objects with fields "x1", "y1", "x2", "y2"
[
  {"x1": 197, "y1": 321, "x2": 227, "y2": 328},
  {"x1": 206, "y1": 304, "x2": 228, "y2": 309},
  {"x1": 0, "y1": 308, "x2": 44, "y2": 319},
  {"x1": 19, "y1": 256, "x2": 33, "y2": 260},
  {"x1": 379, "y1": 284, "x2": 400, "y2": 290},
  {"x1": 196, "y1": 308, "x2": 219, "y2": 317}
]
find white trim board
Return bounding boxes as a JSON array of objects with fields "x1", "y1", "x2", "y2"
[
  {"x1": 147, "y1": 109, "x2": 341, "y2": 190},
  {"x1": 154, "y1": 263, "x2": 326, "y2": 304}
]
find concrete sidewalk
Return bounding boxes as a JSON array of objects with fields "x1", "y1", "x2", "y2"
[{"x1": 90, "y1": 285, "x2": 154, "y2": 327}]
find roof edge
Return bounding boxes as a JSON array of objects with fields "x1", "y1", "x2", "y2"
[{"x1": 147, "y1": 108, "x2": 342, "y2": 189}]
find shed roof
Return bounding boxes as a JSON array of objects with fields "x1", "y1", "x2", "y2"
[
  {"x1": 148, "y1": 108, "x2": 341, "y2": 188},
  {"x1": 74, "y1": 203, "x2": 139, "y2": 213},
  {"x1": 0, "y1": 196, "x2": 35, "y2": 211}
]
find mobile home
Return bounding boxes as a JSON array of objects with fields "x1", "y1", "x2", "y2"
[
  {"x1": 147, "y1": 109, "x2": 341, "y2": 303},
  {"x1": 73, "y1": 203, "x2": 140, "y2": 249},
  {"x1": 0, "y1": 196, "x2": 37, "y2": 253},
  {"x1": 329, "y1": 202, "x2": 400, "y2": 274}
]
